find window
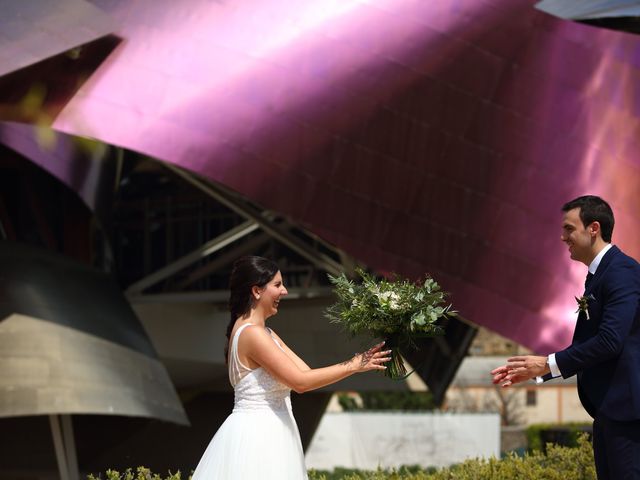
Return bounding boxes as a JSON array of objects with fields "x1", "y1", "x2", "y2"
[{"x1": 526, "y1": 389, "x2": 537, "y2": 406}]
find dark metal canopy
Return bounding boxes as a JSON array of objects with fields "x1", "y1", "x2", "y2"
[
  {"x1": 0, "y1": 0, "x2": 116, "y2": 77},
  {"x1": 536, "y1": 0, "x2": 640, "y2": 34},
  {"x1": 0, "y1": 0, "x2": 119, "y2": 123},
  {"x1": 0, "y1": 240, "x2": 187, "y2": 425}
]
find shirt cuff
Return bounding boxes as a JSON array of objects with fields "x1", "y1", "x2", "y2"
[
  {"x1": 534, "y1": 354, "x2": 561, "y2": 385},
  {"x1": 548, "y1": 353, "x2": 561, "y2": 378}
]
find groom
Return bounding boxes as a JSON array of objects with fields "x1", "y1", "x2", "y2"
[{"x1": 491, "y1": 195, "x2": 640, "y2": 479}]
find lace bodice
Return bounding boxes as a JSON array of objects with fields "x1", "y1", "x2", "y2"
[{"x1": 229, "y1": 324, "x2": 291, "y2": 413}]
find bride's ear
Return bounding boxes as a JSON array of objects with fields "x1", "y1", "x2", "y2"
[{"x1": 251, "y1": 285, "x2": 262, "y2": 301}]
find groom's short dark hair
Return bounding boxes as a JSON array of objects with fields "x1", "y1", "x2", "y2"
[{"x1": 562, "y1": 195, "x2": 614, "y2": 242}]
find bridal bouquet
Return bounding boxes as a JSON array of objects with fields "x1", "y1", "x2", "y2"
[{"x1": 325, "y1": 268, "x2": 455, "y2": 379}]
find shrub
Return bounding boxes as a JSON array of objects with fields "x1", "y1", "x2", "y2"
[
  {"x1": 526, "y1": 422, "x2": 592, "y2": 452},
  {"x1": 308, "y1": 433, "x2": 595, "y2": 480},
  {"x1": 337, "y1": 391, "x2": 436, "y2": 411},
  {"x1": 309, "y1": 466, "x2": 430, "y2": 480},
  {"x1": 89, "y1": 434, "x2": 595, "y2": 480},
  {"x1": 86, "y1": 466, "x2": 186, "y2": 480}
]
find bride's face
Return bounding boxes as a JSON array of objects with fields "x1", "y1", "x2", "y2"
[{"x1": 256, "y1": 271, "x2": 288, "y2": 317}]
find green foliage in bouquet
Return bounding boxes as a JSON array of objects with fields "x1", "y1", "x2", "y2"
[{"x1": 325, "y1": 268, "x2": 455, "y2": 379}]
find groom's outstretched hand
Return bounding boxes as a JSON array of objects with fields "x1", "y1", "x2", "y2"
[{"x1": 490, "y1": 355, "x2": 549, "y2": 387}]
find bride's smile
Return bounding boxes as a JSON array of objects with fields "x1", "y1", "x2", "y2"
[{"x1": 255, "y1": 271, "x2": 288, "y2": 317}]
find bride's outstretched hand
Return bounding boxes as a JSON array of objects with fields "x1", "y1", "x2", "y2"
[{"x1": 351, "y1": 342, "x2": 392, "y2": 373}]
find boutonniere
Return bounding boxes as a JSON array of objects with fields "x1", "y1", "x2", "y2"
[{"x1": 575, "y1": 294, "x2": 596, "y2": 320}]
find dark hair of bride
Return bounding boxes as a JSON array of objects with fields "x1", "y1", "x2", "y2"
[{"x1": 225, "y1": 255, "x2": 279, "y2": 363}]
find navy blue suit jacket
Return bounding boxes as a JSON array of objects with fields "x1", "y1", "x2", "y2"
[{"x1": 555, "y1": 245, "x2": 640, "y2": 421}]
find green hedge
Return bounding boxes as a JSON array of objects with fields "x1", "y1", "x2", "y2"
[
  {"x1": 88, "y1": 434, "x2": 595, "y2": 480},
  {"x1": 87, "y1": 468, "x2": 183, "y2": 480},
  {"x1": 309, "y1": 434, "x2": 595, "y2": 479},
  {"x1": 525, "y1": 422, "x2": 592, "y2": 452},
  {"x1": 338, "y1": 391, "x2": 436, "y2": 411}
]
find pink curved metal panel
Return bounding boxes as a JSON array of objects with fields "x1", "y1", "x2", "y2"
[{"x1": 50, "y1": 0, "x2": 640, "y2": 353}]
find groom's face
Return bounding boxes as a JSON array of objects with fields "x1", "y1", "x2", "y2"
[{"x1": 561, "y1": 208, "x2": 593, "y2": 265}]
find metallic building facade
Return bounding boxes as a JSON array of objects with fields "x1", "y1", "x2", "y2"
[{"x1": 8, "y1": 0, "x2": 638, "y2": 353}]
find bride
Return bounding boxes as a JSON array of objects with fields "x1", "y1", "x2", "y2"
[{"x1": 191, "y1": 256, "x2": 390, "y2": 479}]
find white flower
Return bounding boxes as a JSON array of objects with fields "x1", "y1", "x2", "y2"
[
  {"x1": 377, "y1": 291, "x2": 401, "y2": 309},
  {"x1": 377, "y1": 291, "x2": 391, "y2": 301}
]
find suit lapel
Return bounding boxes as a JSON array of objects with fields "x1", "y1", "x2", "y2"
[{"x1": 585, "y1": 245, "x2": 619, "y2": 295}]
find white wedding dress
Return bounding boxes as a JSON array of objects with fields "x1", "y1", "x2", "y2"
[{"x1": 191, "y1": 323, "x2": 308, "y2": 479}]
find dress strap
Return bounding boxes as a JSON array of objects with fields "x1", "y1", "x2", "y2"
[
  {"x1": 228, "y1": 323, "x2": 254, "y2": 386},
  {"x1": 228, "y1": 324, "x2": 286, "y2": 386},
  {"x1": 265, "y1": 327, "x2": 285, "y2": 352}
]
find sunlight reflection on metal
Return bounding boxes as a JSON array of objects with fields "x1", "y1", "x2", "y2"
[
  {"x1": 536, "y1": 0, "x2": 640, "y2": 19},
  {"x1": 16, "y1": 0, "x2": 639, "y2": 353}
]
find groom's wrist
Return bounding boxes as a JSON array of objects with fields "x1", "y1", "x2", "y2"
[
  {"x1": 547, "y1": 353, "x2": 561, "y2": 377},
  {"x1": 543, "y1": 357, "x2": 550, "y2": 375}
]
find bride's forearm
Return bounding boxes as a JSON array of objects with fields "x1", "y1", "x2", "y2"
[
  {"x1": 258, "y1": 343, "x2": 388, "y2": 393},
  {"x1": 286, "y1": 360, "x2": 356, "y2": 394}
]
